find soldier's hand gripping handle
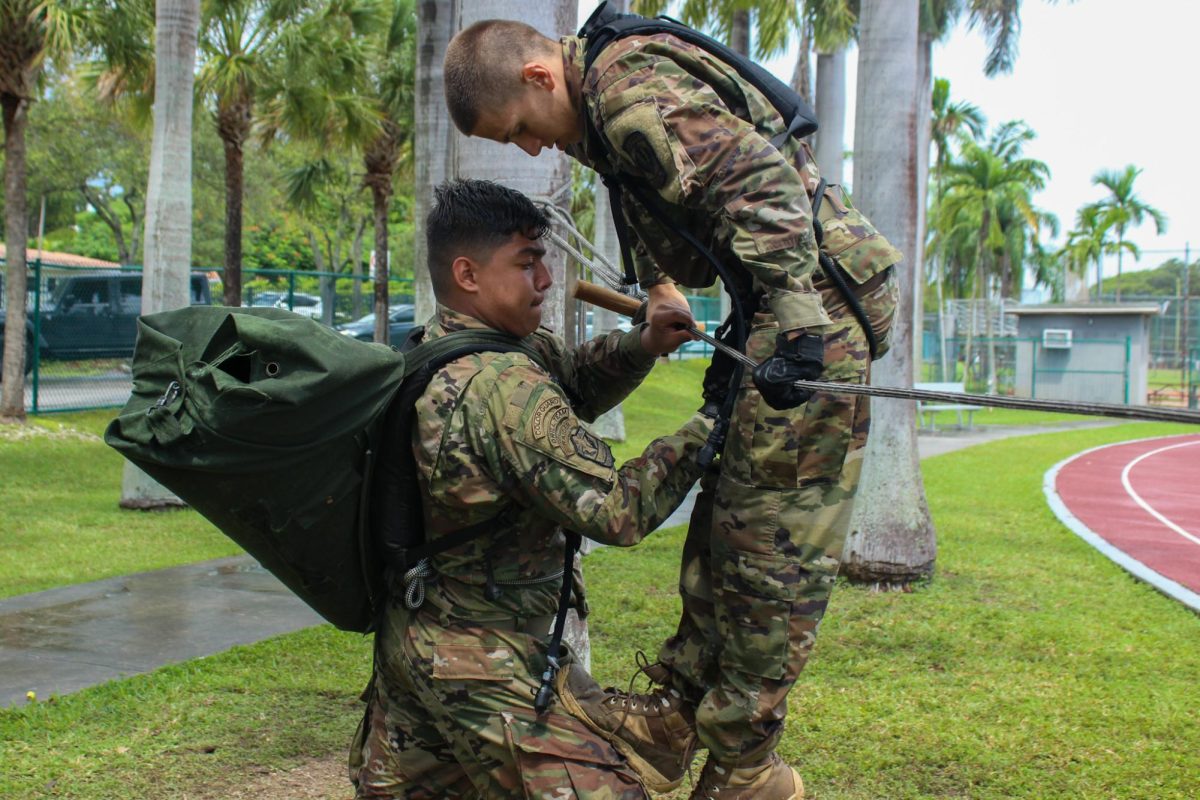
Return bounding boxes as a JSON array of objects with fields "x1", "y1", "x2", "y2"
[{"x1": 753, "y1": 332, "x2": 824, "y2": 410}]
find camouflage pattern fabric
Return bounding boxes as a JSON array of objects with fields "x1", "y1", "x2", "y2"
[
  {"x1": 557, "y1": 32, "x2": 901, "y2": 765},
  {"x1": 562, "y1": 34, "x2": 901, "y2": 335},
  {"x1": 349, "y1": 305, "x2": 715, "y2": 798}
]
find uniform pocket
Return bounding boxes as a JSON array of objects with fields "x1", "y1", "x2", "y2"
[
  {"x1": 502, "y1": 710, "x2": 646, "y2": 799},
  {"x1": 431, "y1": 644, "x2": 517, "y2": 682},
  {"x1": 717, "y1": 549, "x2": 803, "y2": 680}
]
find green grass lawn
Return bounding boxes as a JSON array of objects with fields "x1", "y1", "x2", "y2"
[{"x1": 3, "y1": 362, "x2": 1199, "y2": 798}]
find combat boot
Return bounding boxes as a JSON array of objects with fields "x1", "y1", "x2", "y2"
[
  {"x1": 556, "y1": 659, "x2": 699, "y2": 792},
  {"x1": 689, "y1": 753, "x2": 804, "y2": 800}
]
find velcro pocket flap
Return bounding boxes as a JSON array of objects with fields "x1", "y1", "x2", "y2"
[{"x1": 431, "y1": 644, "x2": 516, "y2": 682}]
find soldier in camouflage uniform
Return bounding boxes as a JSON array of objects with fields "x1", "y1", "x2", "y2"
[
  {"x1": 444, "y1": 17, "x2": 900, "y2": 798},
  {"x1": 349, "y1": 179, "x2": 717, "y2": 799}
]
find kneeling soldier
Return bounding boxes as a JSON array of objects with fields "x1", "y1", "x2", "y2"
[{"x1": 349, "y1": 179, "x2": 716, "y2": 799}]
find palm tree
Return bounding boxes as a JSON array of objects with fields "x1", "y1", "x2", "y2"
[
  {"x1": 0, "y1": 0, "x2": 96, "y2": 420},
  {"x1": 939, "y1": 122, "x2": 1049, "y2": 392},
  {"x1": 1087, "y1": 165, "x2": 1167, "y2": 302},
  {"x1": 808, "y1": 0, "x2": 856, "y2": 183},
  {"x1": 361, "y1": 0, "x2": 415, "y2": 342},
  {"x1": 843, "y1": 0, "x2": 936, "y2": 587},
  {"x1": 192, "y1": 0, "x2": 378, "y2": 307},
  {"x1": 121, "y1": 0, "x2": 200, "y2": 510},
  {"x1": 411, "y1": 0, "x2": 455, "y2": 323},
  {"x1": 927, "y1": 77, "x2": 984, "y2": 377},
  {"x1": 1062, "y1": 203, "x2": 1128, "y2": 303}
]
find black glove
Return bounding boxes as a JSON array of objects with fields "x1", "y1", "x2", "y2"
[{"x1": 752, "y1": 332, "x2": 824, "y2": 410}]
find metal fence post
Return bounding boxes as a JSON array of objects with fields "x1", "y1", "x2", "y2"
[
  {"x1": 31, "y1": 258, "x2": 42, "y2": 414},
  {"x1": 1124, "y1": 335, "x2": 1131, "y2": 405}
]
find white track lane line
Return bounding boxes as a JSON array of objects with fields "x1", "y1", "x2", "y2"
[
  {"x1": 1044, "y1": 436, "x2": 1200, "y2": 614},
  {"x1": 1119, "y1": 440, "x2": 1200, "y2": 548}
]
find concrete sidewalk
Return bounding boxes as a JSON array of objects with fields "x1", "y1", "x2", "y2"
[{"x1": 0, "y1": 421, "x2": 1114, "y2": 708}]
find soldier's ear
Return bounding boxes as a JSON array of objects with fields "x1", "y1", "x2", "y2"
[
  {"x1": 520, "y1": 61, "x2": 555, "y2": 92},
  {"x1": 451, "y1": 255, "x2": 480, "y2": 295}
]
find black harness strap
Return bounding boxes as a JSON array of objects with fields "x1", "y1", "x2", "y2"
[
  {"x1": 534, "y1": 530, "x2": 582, "y2": 715},
  {"x1": 811, "y1": 179, "x2": 881, "y2": 361}
]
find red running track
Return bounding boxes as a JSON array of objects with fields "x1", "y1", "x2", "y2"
[{"x1": 1045, "y1": 433, "x2": 1200, "y2": 612}]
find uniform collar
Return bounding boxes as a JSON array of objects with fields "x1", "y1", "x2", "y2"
[
  {"x1": 425, "y1": 304, "x2": 495, "y2": 340},
  {"x1": 561, "y1": 35, "x2": 612, "y2": 171}
]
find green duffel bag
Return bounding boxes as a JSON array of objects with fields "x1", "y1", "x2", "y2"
[{"x1": 104, "y1": 305, "x2": 538, "y2": 632}]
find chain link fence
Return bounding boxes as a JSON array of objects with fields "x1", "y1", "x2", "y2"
[{"x1": 0, "y1": 259, "x2": 416, "y2": 414}]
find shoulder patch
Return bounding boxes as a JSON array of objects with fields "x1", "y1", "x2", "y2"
[
  {"x1": 530, "y1": 391, "x2": 573, "y2": 448},
  {"x1": 624, "y1": 130, "x2": 668, "y2": 188},
  {"x1": 569, "y1": 426, "x2": 615, "y2": 469}
]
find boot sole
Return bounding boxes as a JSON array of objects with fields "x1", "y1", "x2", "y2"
[{"x1": 557, "y1": 686, "x2": 690, "y2": 793}]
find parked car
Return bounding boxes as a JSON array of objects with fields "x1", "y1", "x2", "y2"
[
  {"x1": 0, "y1": 271, "x2": 212, "y2": 377},
  {"x1": 335, "y1": 304, "x2": 417, "y2": 343},
  {"x1": 247, "y1": 291, "x2": 286, "y2": 308},
  {"x1": 274, "y1": 292, "x2": 322, "y2": 319}
]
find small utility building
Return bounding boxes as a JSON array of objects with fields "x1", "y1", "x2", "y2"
[{"x1": 1009, "y1": 304, "x2": 1161, "y2": 405}]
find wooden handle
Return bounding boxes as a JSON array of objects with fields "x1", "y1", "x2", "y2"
[{"x1": 573, "y1": 280, "x2": 643, "y2": 318}]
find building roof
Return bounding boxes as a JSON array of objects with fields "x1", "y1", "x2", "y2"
[
  {"x1": 1008, "y1": 303, "x2": 1163, "y2": 317},
  {"x1": 0, "y1": 244, "x2": 120, "y2": 269}
]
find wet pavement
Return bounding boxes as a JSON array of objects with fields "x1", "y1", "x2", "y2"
[
  {"x1": 1, "y1": 420, "x2": 1116, "y2": 708},
  {"x1": 1, "y1": 557, "x2": 321, "y2": 707}
]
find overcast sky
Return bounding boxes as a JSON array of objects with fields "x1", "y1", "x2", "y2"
[{"x1": 575, "y1": 0, "x2": 1198, "y2": 283}]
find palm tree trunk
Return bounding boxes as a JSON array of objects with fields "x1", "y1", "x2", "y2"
[
  {"x1": 121, "y1": 0, "x2": 199, "y2": 509},
  {"x1": 790, "y1": 21, "x2": 813, "y2": 105},
  {"x1": 350, "y1": 216, "x2": 365, "y2": 321},
  {"x1": 1115, "y1": 228, "x2": 1124, "y2": 302},
  {"x1": 589, "y1": 179, "x2": 625, "y2": 442},
  {"x1": 413, "y1": 0, "x2": 457, "y2": 324},
  {"x1": 729, "y1": 9, "x2": 751, "y2": 56},
  {"x1": 913, "y1": 33, "x2": 933, "y2": 379},
  {"x1": 371, "y1": 180, "x2": 391, "y2": 342},
  {"x1": 844, "y1": 0, "x2": 936, "y2": 587},
  {"x1": 218, "y1": 102, "x2": 251, "y2": 307},
  {"x1": 451, "y1": 0, "x2": 589, "y2": 666},
  {"x1": 1, "y1": 92, "x2": 30, "y2": 421},
  {"x1": 813, "y1": 48, "x2": 847, "y2": 184}
]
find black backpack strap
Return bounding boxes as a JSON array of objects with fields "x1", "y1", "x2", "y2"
[
  {"x1": 809, "y1": 179, "x2": 879, "y2": 360},
  {"x1": 602, "y1": 177, "x2": 640, "y2": 286},
  {"x1": 372, "y1": 331, "x2": 550, "y2": 606},
  {"x1": 534, "y1": 530, "x2": 582, "y2": 715}
]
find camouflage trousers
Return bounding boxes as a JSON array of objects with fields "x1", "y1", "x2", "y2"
[
  {"x1": 349, "y1": 602, "x2": 648, "y2": 799},
  {"x1": 657, "y1": 294, "x2": 880, "y2": 765}
]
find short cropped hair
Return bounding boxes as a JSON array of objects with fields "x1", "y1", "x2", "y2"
[
  {"x1": 444, "y1": 20, "x2": 558, "y2": 134},
  {"x1": 426, "y1": 179, "x2": 550, "y2": 300}
]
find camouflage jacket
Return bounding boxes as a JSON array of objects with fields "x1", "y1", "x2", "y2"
[
  {"x1": 563, "y1": 34, "x2": 898, "y2": 334},
  {"x1": 408, "y1": 306, "x2": 712, "y2": 623}
]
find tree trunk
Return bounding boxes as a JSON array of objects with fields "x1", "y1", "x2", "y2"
[
  {"x1": 729, "y1": 9, "x2": 751, "y2": 56},
  {"x1": 1115, "y1": 229, "x2": 1124, "y2": 302},
  {"x1": 589, "y1": 177, "x2": 625, "y2": 442},
  {"x1": 813, "y1": 48, "x2": 846, "y2": 185},
  {"x1": 451, "y1": 0, "x2": 587, "y2": 666},
  {"x1": 350, "y1": 216, "x2": 365, "y2": 321},
  {"x1": 371, "y1": 181, "x2": 391, "y2": 341},
  {"x1": 913, "y1": 34, "x2": 933, "y2": 378},
  {"x1": 1, "y1": 93, "x2": 29, "y2": 421},
  {"x1": 413, "y1": 0, "x2": 457, "y2": 325},
  {"x1": 218, "y1": 100, "x2": 251, "y2": 307},
  {"x1": 122, "y1": 0, "x2": 199, "y2": 509},
  {"x1": 843, "y1": 0, "x2": 936, "y2": 587},
  {"x1": 790, "y1": 21, "x2": 813, "y2": 106}
]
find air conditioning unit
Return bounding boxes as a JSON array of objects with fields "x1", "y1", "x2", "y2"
[{"x1": 1043, "y1": 328, "x2": 1073, "y2": 349}]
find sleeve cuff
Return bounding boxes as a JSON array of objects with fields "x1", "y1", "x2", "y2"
[
  {"x1": 769, "y1": 291, "x2": 832, "y2": 333},
  {"x1": 619, "y1": 324, "x2": 660, "y2": 369}
]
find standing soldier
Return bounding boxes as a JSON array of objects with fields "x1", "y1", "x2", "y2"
[
  {"x1": 350, "y1": 179, "x2": 716, "y2": 799},
  {"x1": 444, "y1": 8, "x2": 900, "y2": 799}
]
